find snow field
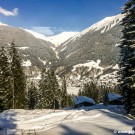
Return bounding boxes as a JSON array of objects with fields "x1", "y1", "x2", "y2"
[
  {"x1": 0, "y1": 105, "x2": 134, "y2": 135},
  {"x1": 0, "y1": 108, "x2": 102, "y2": 132}
]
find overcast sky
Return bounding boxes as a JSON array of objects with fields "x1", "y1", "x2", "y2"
[{"x1": 0, "y1": 0, "x2": 126, "y2": 36}]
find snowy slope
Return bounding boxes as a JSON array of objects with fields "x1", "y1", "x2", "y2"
[
  {"x1": 23, "y1": 29, "x2": 49, "y2": 41},
  {"x1": 56, "y1": 14, "x2": 123, "y2": 87},
  {"x1": 61, "y1": 61, "x2": 119, "y2": 89},
  {"x1": 0, "y1": 105, "x2": 133, "y2": 135},
  {"x1": 63, "y1": 14, "x2": 124, "y2": 45},
  {"x1": 24, "y1": 30, "x2": 78, "y2": 47},
  {"x1": 47, "y1": 32, "x2": 78, "y2": 47},
  {"x1": 0, "y1": 23, "x2": 58, "y2": 77}
]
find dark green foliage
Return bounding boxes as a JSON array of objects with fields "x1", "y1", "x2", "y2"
[
  {"x1": 79, "y1": 81, "x2": 120, "y2": 104},
  {"x1": 60, "y1": 77, "x2": 74, "y2": 108},
  {"x1": 10, "y1": 41, "x2": 27, "y2": 109},
  {"x1": 78, "y1": 89, "x2": 82, "y2": 96},
  {"x1": 119, "y1": 0, "x2": 135, "y2": 113},
  {"x1": 49, "y1": 68, "x2": 60, "y2": 109},
  {"x1": 66, "y1": 94, "x2": 74, "y2": 107},
  {"x1": 103, "y1": 89, "x2": 109, "y2": 105},
  {"x1": 38, "y1": 68, "x2": 60, "y2": 109},
  {"x1": 58, "y1": 23, "x2": 122, "y2": 68},
  {"x1": 38, "y1": 69, "x2": 74, "y2": 109},
  {"x1": 28, "y1": 82, "x2": 38, "y2": 109},
  {"x1": 0, "y1": 42, "x2": 27, "y2": 110},
  {"x1": 37, "y1": 68, "x2": 50, "y2": 108},
  {"x1": 61, "y1": 77, "x2": 68, "y2": 108},
  {"x1": 79, "y1": 82, "x2": 99, "y2": 103},
  {"x1": 0, "y1": 47, "x2": 12, "y2": 111}
]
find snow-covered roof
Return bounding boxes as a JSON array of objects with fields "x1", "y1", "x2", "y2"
[
  {"x1": 74, "y1": 96, "x2": 95, "y2": 105},
  {"x1": 108, "y1": 93, "x2": 122, "y2": 101}
]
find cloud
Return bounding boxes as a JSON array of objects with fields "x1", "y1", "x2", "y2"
[
  {"x1": 31, "y1": 27, "x2": 66, "y2": 36},
  {"x1": 0, "y1": 7, "x2": 18, "y2": 16}
]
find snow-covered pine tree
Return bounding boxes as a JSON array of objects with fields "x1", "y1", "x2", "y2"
[
  {"x1": 10, "y1": 41, "x2": 27, "y2": 109},
  {"x1": 48, "y1": 68, "x2": 60, "y2": 109},
  {"x1": 0, "y1": 47, "x2": 12, "y2": 110},
  {"x1": 80, "y1": 82, "x2": 99, "y2": 103},
  {"x1": 61, "y1": 76, "x2": 68, "y2": 108},
  {"x1": 38, "y1": 67, "x2": 60, "y2": 109},
  {"x1": 38, "y1": 67, "x2": 51, "y2": 109},
  {"x1": 28, "y1": 82, "x2": 38, "y2": 109},
  {"x1": 119, "y1": 0, "x2": 135, "y2": 113}
]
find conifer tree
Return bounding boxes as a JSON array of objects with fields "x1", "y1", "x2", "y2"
[
  {"x1": 28, "y1": 82, "x2": 38, "y2": 109},
  {"x1": 78, "y1": 89, "x2": 83, "y2": 96},
  {"x1": 48, "y1": 68, "x2": 60, "y2": 109},
  {"x1": 103, "y1": 89, "x2": 109, "y2": 106},
  {"x1": 38, "y1": 68, "x2": 60, "y2": 109},
  {"x1": 61, "y1": 77, "x2": 68, "y2": 108},
  {"x1": 0, "y1": 47, "x2": 12, "y2": 110},
  {"x1": 66, "y1": 94, "x2": 74, "y2": 107},
  {"x1": 119, "y1": 0, "x2": 135, "y2": 113},
  {"x1": 38, "y1": 67, "x2": 51, "y2": 109},
  {"x1": 80, "y1": 82, "x2": 99, "y2": 103},
  {"x1": 10, "y1": 41, "x2": 27, "y2": 109}
]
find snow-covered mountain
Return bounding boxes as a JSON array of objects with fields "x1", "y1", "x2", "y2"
[
  {"x1": 23, "y1": 29, "x2": 49, "y2": 41},
  {"x1": 62, "y1": 14, "x2": 123, "y2": 45},
  {"x1": 56, "y1": 14, "x2": 124, "y2": 85},
  {"x1": 47, "y1": 32, "x2": 79, "y2": 47},
  {"x1": 0, "y1": 14, "x2": 124, "y2": 86},
  {"x1": 0, "y1": 23, "x2": 57, "y2": 78},
  {"x1": 23, "y1": 30, "x2": 78, "y2": 47}
]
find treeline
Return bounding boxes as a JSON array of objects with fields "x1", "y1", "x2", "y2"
[
  {"x1": 0, "y1": 42, "x2": 27, "y2": 110},
  {"x1": 28, "y1": 68, "x2": 73, "y2": 110},
  {"x1": 0, "y1": 41, "x2": 73, "y2": 111},
  {"x1": 118, "y1": 0, "x2": 135, "y2": 115},
  {"x1": 78, "y1": 81, "x2": 120, "y2": 104}
]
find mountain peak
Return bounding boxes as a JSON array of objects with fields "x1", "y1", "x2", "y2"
[
  {"x1": 47, "y1": 31, "x2": 79, "y2": 47},
  {"x1": 62, "y1": 14, "x2": 124, "y2": 45},
  {"x1": 23, "y1": 29, "x2": 49, "y2": 41},
  {"x1": 23, "y1": 29, "x2": 78, "y2": 47},
  {"x1": 84, "y1": 14, "x2": 124, "y2": 34}
]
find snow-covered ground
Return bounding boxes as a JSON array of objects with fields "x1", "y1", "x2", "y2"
[{"x1": 0, "y1": 105, "x2": 134, "y2": 135}]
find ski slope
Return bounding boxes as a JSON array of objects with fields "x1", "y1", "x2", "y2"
[{"x1": 0, "y1": 105, "x2": 134, "y2": 135}]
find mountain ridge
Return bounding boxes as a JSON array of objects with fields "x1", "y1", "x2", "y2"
[
  {"x1": 0, "y1": 14, "x2": 123, "y2": 85},
  {"x1": 55, "y1": 14, "x2": 123, "y2": 86}
]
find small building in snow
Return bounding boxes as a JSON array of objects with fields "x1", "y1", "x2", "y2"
[
  {"x1": 107, "y1": 93, "x2": 123, "y2": 105},
  {"x1": 74, "y1": 96, "x2": 95, "y2": 108}
]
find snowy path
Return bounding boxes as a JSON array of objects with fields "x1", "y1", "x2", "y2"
[
  {"x1": 42, "y1": 109, "x2": 134, "y2": 135},
  {"x1": 0, "y1": 105, "x2": 134, "y2": 135}
]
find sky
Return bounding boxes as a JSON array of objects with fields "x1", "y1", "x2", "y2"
[{"x1": 0, "y1": 0, "x2": 127, "y2": 36}]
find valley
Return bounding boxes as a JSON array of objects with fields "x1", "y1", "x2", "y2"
[{"x1": 0, "y1": 14, "x2": 124, "y2": 91}]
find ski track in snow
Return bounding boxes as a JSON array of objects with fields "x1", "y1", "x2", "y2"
[{"x1": 0, "y1": 105, "x2": 134, "y2": 135}]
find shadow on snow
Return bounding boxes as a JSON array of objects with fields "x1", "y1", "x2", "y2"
[{"x1": 0, "y1": 110, "x2": 17, "y2": 135}]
